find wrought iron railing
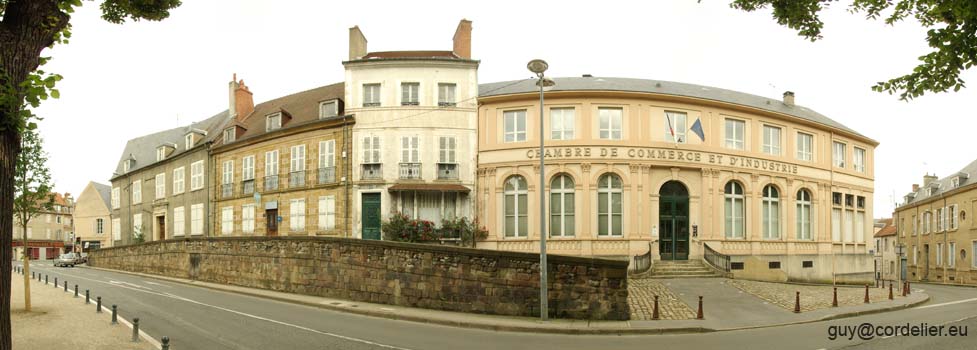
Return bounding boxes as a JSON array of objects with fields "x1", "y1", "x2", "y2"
[
  {"x1": 263, "y1": 175, "x2": 279, "y2": 191},
  {"x1": 241, "y1": 179, "x2": 255, "y2": 196},
  {"x1": 399, "y1": 163, "x2": 421, "y2": 180},
  {"x1": 361, "y1": 164, "x2": 382, "y2": 180},
  {"x1": 703, "y1": 242, "x2": 731, "y2": 273},
  {"x1": 631, "y1": 247, "x2": 652, "y2": 274},
  {"x1": 317, "y1": 166, "x2": 336, "y2": 184},
  {"x1": 437, "y1": 163, "x2": 458, "y2": 180},
  {"x1": 289, "y1": 171, "x2": 306, "y2": 188},
  {"x1": 220, "y1": 183, "x2": 234, "y2": 199}
]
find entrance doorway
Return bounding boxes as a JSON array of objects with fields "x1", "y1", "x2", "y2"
[
  {"x1": 923, "y1": 244, "x2": 929, "y2": 280},
  {"x1": 362, "y1": 193, "x2": 381, "y2": 240},
  {"x1": 266, "y1": 209, "x2": 278, "y2": 236},
  {"x1": 659, "y1": 181, "x2": 689, "y2": 260},
  {"x1": 156, "y1": 215, "x2": 166, "y2": 241}
]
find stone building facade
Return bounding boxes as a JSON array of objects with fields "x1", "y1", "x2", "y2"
[
  {"x1": 211, "y1": 79, "x2": 353, "y2": 237},
  {"x1": 12, "y1": 192, "x2": 73, "y2": 260},
  {"x1": 73, "y1": 181, "x2": 114, "y2": 252},
  {"x1": 476, "y1": 78, "x2": 877, "y2": 283},
  {"x1": 895, "y1": 159, "x2": 977, "y2": 285}
]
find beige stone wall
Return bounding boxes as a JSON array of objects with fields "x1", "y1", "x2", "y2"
[
  {"x1": 896, "y1": 182, "x2": 977, "y2": 285},
  {"x1": 89, "y1": 237, "x2": 630, "y2": 320},
  {"x1": 74, "y1": 182, "x2": 112, "y2": 249}
]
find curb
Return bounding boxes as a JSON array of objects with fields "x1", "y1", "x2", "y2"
[{"x1": 82, "y1": 265, "x2": 927, "y2": 336}]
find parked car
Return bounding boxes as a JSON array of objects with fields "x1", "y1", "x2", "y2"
[{"x1": 54, "y1": 253, "x2": 82, "y2": 267}]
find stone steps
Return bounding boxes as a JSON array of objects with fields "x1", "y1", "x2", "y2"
[{"x1": 648, "y1": 260, "x2": 724, "y2": 279}]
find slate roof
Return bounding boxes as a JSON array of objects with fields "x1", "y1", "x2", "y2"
[
  {"x1": 111, "y1": 110, "x2": 229, "y2": 180},
  {"x1": 901, "y1": 158, "x2": 977, "y2": 206},
  {"x1": 874, "y1": 218, "x2": 896, "y2": 237},
  {"x1": 90, "y1": 181, "x2": 112, "y2": 210},
  {"x1": 217, "y1": 82, "x2": 345, "y2": 147},
  {"x1": 478, "y1": 76, "x2": 872, "y2": 142}
]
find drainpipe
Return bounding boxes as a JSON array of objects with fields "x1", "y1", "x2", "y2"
[
  {"x1": 829, "y1": 131, "x2": 836, "y2": 285},
  {"x1": 344, "y1": 115, "x2": 352, "y2": 238}
]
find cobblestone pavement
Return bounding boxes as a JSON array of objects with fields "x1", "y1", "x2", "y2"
[
  {"x1": 728, "y1": 279, "x2": 904, "y2": 312},
  {"x1": 627, "y1": 278, "x2": 697, "y2": 320}
]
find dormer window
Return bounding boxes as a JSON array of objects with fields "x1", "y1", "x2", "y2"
[
  {"x1": 156, "y1": 147, "x2": 166, "y2": 161},
  {"x1": 951, "y1": 177, "x2": 960, "y2": 188},
  {"x1": 266, "y1": 113, "x2": 282, "y2": 131},
  {"x1": 123, "y1": 159, "x2": 133, "y2": 172},
  {"x1": 185, "y1": 134, "x2": 194, "y2": 149},
  {"x1": 223, "y1": 127, "x2": 235, "y2": 143},
  {"x1": 319, "y1": 101, "x2": 338, "y2": 119}
]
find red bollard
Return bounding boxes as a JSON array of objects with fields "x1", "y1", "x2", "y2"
[
  {"x1": 907, "y1": 281, "x2": 911, "y2": 295},
  {"x1": 864, "y1": 285, "x2": 870, "y2": 303},
  {"x1": 794, "y1": 291, "x2": 801, "y2": 313},
  {"x1": 832, "y1": 287, "x2": 838, "y2": 307},
  {"x1": 696, "y1": 296, "x2": 704, "y2": 320},
  {"x1": 652, "y1": 295, "x2": 660, "y2": 320},
  {"x1": 889, "y1": 283, "x2": 894, "y2": 300},
  {"x1": 902, "y1": 281, "x2": 907, "y2": 297}
]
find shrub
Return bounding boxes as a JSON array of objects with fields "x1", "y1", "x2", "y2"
[
  {"x1": 440, "y1": 217, "x2": 489, "y2": 247},
  {"x1": 382, "y1": 214, "x2": 437, "y2": 242}
]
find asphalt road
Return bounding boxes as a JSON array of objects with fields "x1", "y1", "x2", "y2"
[{"x1": 14, "y1": 261, "x2": 977, "y2": 350}]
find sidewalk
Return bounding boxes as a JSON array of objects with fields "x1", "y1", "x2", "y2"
[
  {"x1": 10, "y1": 271, "x2": 156, "y2": 350},
  {"x1": 84, "y1": 266, "x2": 930, "y2": 335}
]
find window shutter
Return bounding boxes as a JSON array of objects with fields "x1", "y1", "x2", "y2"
[
  {"x1": 449, "y1": 137, "x2": 456, "y2": 162},
  {"x1": 411, "y1": 136, "x2": 419, "y2": 163},
  {"x1": 402, "y1": 137, "x2": 408, "y2": 162},
  {"x1": 363, "y1": 137, "x2": 371, "y2": 163}
]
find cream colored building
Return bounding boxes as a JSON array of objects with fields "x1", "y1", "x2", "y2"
[
  {"x1": 73, "y1": 181, "x2": 114, "y2": 251},
  {"x1": 12, "y1": 192, "x2": 73, "y2": 260},
  {"x1": 345, "y1": 20, "x2": 478, "y2": 239},
  {"x1": 873, "y1": 218, "x2": 898, "y2": 281},
  {"x1": 896, "y1": 161, "x2": 977, "y2": 285},
  {"x1": 476, "y1": 78, "x2": 877, "y2": 283}
]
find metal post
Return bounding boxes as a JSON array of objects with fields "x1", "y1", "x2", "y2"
[
  {"x1": 86, "y1": 289, "x2": 90, "y2": 304},
  {"x1": 132, "y1": 318, "x2": 140, "y2": 342},
  {"x1": 111, "y1": 305, "x2": 118, "y2": 324},
  {"x1": 54, "y1": 277, "x2": 57, "y2": 287},
  {"x1": 74, "y1": 284, "x2": 78, "y2": 298},
  {"x1": 864, "y1": 285, "x2": 870, "y2": 303},
  {"x1": 696, "y1": 296, "x2": 704, "y2": 319},
  {"x1": 889, "y1": 283, "x2": 894, "y2": 300},
  {"x1": 794, "y1": 291, "x2": 801, "y2": 313},
  {"x1": 538, "y1": 73, "x2": 547, "y2": 322},
  {"x1": 97, "y1": 297, "x2": 102, "y2": 312},
  {"x1": 45, "y1": 275, "x2": 48, "y2": 284},
  {"x1": 832, "y1": 287, "x2": 838, "y2": 307},
  {"x1": 161, "y1": 336, "x2": 170, "y2": 350},
  {"x1": 907, "y1": 281, "x2": 911, "y2": 295},
  {"x1": 64, "y1": 280, "x2": 68, "y2": 292}
]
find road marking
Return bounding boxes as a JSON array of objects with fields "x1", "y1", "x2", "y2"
[
  {"x1": 144, "y1": 281, "x2": 168, "y2": 287},
  {"x1": 914, "y1": 297, "x2": 977, "y2": 310},
  {"x1": 109, "y1": 280, "x2": 154, "y2": 291}
]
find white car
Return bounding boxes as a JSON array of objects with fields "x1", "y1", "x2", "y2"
[{"x1": 54, "y1": 253, "x2": 82, "y2": 267}]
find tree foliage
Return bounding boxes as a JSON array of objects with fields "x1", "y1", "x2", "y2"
[
  {"x1": 13, "y1": 128, "x2": 54, "y2": 231},
  {"x1": 730, "y1": 0, "x2": 977, "y2": 100}
]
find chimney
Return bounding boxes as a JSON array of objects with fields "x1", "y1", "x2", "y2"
[
  {"x1": 923, "y1": 173, "x2": 938, "y2": 187},
  {"x1": 783, "y1": 91, "x2": 795, "y2": 106},
  {"x1": 349, "y1": 26, "x2": 368, "y2": 60},
  {"x1": 228, "y1": 73, "x2": 239, "y2": 118},
  {"x1": 912, "y1": 184, "x2": 919, "y2": 192},
  {"x1": 452, "y1": 19, "x2": 472, "y2": 59}
]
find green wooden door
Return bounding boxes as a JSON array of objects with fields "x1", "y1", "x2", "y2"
[
  {"x1": 361, "y1": 193, "x2": 381, "y2": 240},
  {"x1": 659, "y1": 181, "x2": 690, "y2": 260}
]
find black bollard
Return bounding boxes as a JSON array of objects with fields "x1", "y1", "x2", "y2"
[
  {"x1": 64, "y1": 280, "x2": 68, "y2": 292},
  {"x1": 832, "y1": 287, "x2": 838, "y2": 307},
  {"x1": 97, "y1": 297, "x2": 102, "y2": 313},
  {"x1": 794, "y1": 291, "x2": 801, "y2": 313},
  {"x1": 85, "y1": 289, "x2": 90, "y2": 304},
  {"x1": 697, "y1": 296, "x2": 704, "y2": 320},
  {"x1": 161, "y1": 336, "x2": 170, "y2": 350},
  {"x1": 907, "y1": 281, "x2": 911, "y2": 295},
  {"x1": 111, "y1": 305, "x2": 118, "y2": 324},
  {"x1": 864, "y1": 285, "x2": 870, "y2": 303},
  {"x1": 45, "y1": 275, "x2": 48, "y2": 284},
  {"x1": 652, "y1": 295, "x2": 660, "y2": 320},
  {"x1": 74, "y1": 284, "x2": 78, "y2": 298},
  {"x1": 54, "y1": 277, "x2": 58, "y2": 287},
  {"x1": 132, "y1": 318, "x2": 140, "y2": 342},
  {"x1": 889, "y1": 283, "x2": 894, "y2": 300}
]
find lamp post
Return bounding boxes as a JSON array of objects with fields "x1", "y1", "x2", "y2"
[{"x1": 527, "y1": 59, "x2": 554, "y2": 321}]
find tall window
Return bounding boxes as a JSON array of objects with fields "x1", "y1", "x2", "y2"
[
  {"x1": 222, "y1": 160, "x2": 234, "y2": 185},
  {"x1": 937, "y1": 243, "x2": 944, "y2": 266},
  {"x1": 597, "y1": 174, "x2": 623, "y2": 236},
  {"x1": 190, "y1": 160, "x2": 204, "y2": 190},
  {"x1": 173, "y1": 206, "x2": 185, "y2": 236},
  {"x1": 796, "y1": 190, "x2": 812, "y2": 240},
  {"x1": 132, "y1": 213, "x2": 142, "y2": 237},
  {"x1": 319, "y1": 140, "x2": 335, "y2": 169},
  {"x1": 550, "y1": 174, "x2": 575, "y2": 237},
  {"x1": 664, "y1": 111, "x2": 687, "y2": 143},
  {"x1": 949, "y1": 204, "x2": 958, "y2": 230},
  {"x1": 318, "y1": 196, "x2": 336, "y2": 230},
  {"x1": 761, "y1": 185, "x2": 780, "y2": 239},
  {"x1": 725, "y1": 181, "x2": 745, "y2": 238},
  {"x1": 833, "y1": 142, "x2": 846, "y2": 168},
  {"x1": 972, "y1": 241, "x2": 977, "y2": 268},
  {"x1": 111, "y1": 187, "x2": 120, "y2": 209},
  {"x1": 290, "y1": 198, "x2": 306, "y2": 231},
  {"x1": 438, "y1": 83, "x2": 456, "y2": 107},
  {"x1": 290, "y1": 144, "x2": 306, "y2": 187},
  {"x1": 132, "y1": 180, "x2": 142, "y2": 204},
  {"x1": 401, "y1": 136, "x2": 419, "y2": 163},
  {"x1": 242, "y1": 204, "x2": 255, "y2": 234},
  {"x1": 221, "y1": 207, "x2": 233, "y2": 235},
  {"x1": 598, "y1": 107, "x2": 623, "y2": 140},
  {"x1": 362, "y1": 83, "x2": 380, "y2": 107},
  {"x1": 266, "y1": 113, "x2": 282, "y2": 131},
  {"x1": 725, "y1": 119, "x2": 745, "y2": 150},
  {"x1": 796, "y1": 132, "x2": 813, "y2": 161},
  {"x1": 936, "y1": 207, "x2": 945, "y2": 232},
  {"x1": 173, "y1": 167, "x2": 185, "y2": 194},
  {"x1": 504, "y1": 110, "x2": 526, "y2": 142},
  {"x1": 401, "y1": 82, "x2": 420, "y2": 105},
  {"x1": 95, "y1": 218, "x2": 104, "y2": 234},
  {"x1": 362, "y1": 136, "x2": 380, "y2": 163},
  {"x1": 503, "y1": 176, "x2": 528, "y2": 237},
  {"x1": 190, "y1": 204, "x2": 203, "y2": 235},
  {"x1": 854, "y1": 147, "x2": 866, "y2": 173},
  {"x1": 242, "y1": 156, "x2": 255, "y2": 181},
  {"x1": 551, "y1": 108, "x2": 575, "y2": 140},
  {"x1": 185, "y1": 133, "x2": 194, "y2": 149},
  {"x1": 155, "y1": 173, "x2": 165, "y2": 199},
  {"x1": 844, "y1": 208, "x2": 854, "y2": 242},
  {"x1": 319, "y1": 101, "x2": 338, "y2": 119},
  {"x1": 948, "y1": 242, "x2": 956, "y2": 267},
  {"x1": 156, "y1": 147, "x2": 166, "y2": 161},
  {"x1": 762, "y1": 125, "x2": 782, "y2": 155},
  {"x1": 438, "y1": 136, "x2": 457, "y2": 179},
  {"x1": 112, "y1": 218, "x2": 121, "y2": 241}
]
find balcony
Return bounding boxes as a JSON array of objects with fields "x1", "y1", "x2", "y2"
[
  {"x1": 241, "y1": 179, "x2": 255, "y2": 196},
  {"x1": 437, "y1": 163, "x2": 458, "y2": 180},
  {"x1": 221, "y1": 183, "x2": 234, "y2": 199},
  {"x1": 263, "y1": 175, "x2": 279, "y2": 192},
  {"x1": 318, "y1": 166, "x2": 336, "y2": 184},
  {"x1": 399, "y1": 163, "x2": 422, "y2": 180},
  {"x1": 289, "y1": 171, "x2": 306, "y2": 188},
  {"x1": 361, "y1": 164, "x2": 382, "y2": 180},
  {"x1": 438, "y1": 102, "x2": 456, "y2": 107}
]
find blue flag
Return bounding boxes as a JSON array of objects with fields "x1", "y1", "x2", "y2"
[{"x1": 690, "y1": 118, "x2": 705, "y2": 141}]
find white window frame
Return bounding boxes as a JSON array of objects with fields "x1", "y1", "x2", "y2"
[
  {"x1": 173, "y1": 206, "x2": 185, "y2": 236},
  {"x1": 265, "y1": 150, "x2": 279, "y2": 177},
  {"x1": 191, "y1": 160, "x2": 205, "y2": 191},
  {"x1": 318, "y1": 196, "x2": 336, "y2": 230},
  {"x1": 319, "y1": 140, "x2": 335, "y2": 169},
  {"x1": 598, "y1": 107, "x2": 623, "y2": 140},
  {"x1": 854, "y1": 147, "x2": 866, "y2": 173},
  {"x1": 438, "y1": 136, "x2": 456, "y2": 164},
  {"x1": 223, "y1": 127, "x2": 235, "y2": 143},
  {"x1": 290, "y1": 198, "x2": 306, "y2": 231},
  {"x1": 173, "y1": 167, "x2": 185, "y2": 194},
  {"x1": 762, "y1": 125, "x2": 782, "y2": 155},
  {"x1": 242, "y1": 155, "x2": 255, "y2": 180},
  {"x1": 131, "y1": 180, "x2": 142, "y2": 204},
  {"x1": 111, "y1": 187, "x2": 120, "y2": 209},
  {"x1": 155, "y1": 173, "x2": 165, "y2": 199},
  {"x1": 948, "y1": 242, "x2": 956, "y2": 267},
  {"x1": 833, "y1": 141, "x2": 846, "y2": 168},
  {"x1": 503, "y1": 110, "x2": 527, "y2": 143},
  {"x1": 362, "y1": 136, "x2": 380, "y2": 163},
  {"x1": 550, "y1": 174, "x2": 575, "y2": 237},
  {"x1": 725, "y1": 181, "x2": 746, "y2": 238},
  {"x1": 362, "y1": 83, "x2": 381, "y2": 107},
  {"x1": 190, "y1": 204, "x2": 203, "y2": 235},
  {"x1": 401, "y1": 82, "x2": 420, "y2": 105},
  {"x1": 438, "y1": 83, "x2": 456, "y2": 106},
  {"x1": 725, "y1": 119, "x2": 746, "y2": 150},
  {"x1": 950, "y1": 204, "x2": 958, "y2": 230},
  {"x1": 401, "y1": 136, "x2": 419, "y2": 163},
  {"x1": 112, "y1": 218, "x2": 121, "y2": 241},
  {"x1": 503, "y1": 176, "x2": 528, "y2": 238},
  {"x1": 761, "y1": 185, "x2": 780, "y2": 239},
  {"x1": 222, "y1": 160, "x2": 234, "y2": 185},
  {"x1": 132, "y1": 213, "x2": 142, "y2": 237},
  {"x1": 221, "y1": 207, "x2": 233, "y2": 235},
  {"x1": 96, "y1": 218, "x2": 104, "y2": 234},
  {"x1": 550, "y1": 108, "x2": 575, "y2": 140},
  {"x1": 266, "y1": 113, "x2": 282, "y2": 131},
  {"x1": 319, "y1": 100, "x2": 338, "y2": 119},
  {"x1": 596, "y1": 174, "x2": 623, "y2": 237},
  {"x1": 796, "y1": 190, "x2": 812, "y2": 240},
  {"x1": 242, "y1": 204, "x2": 255, "y2": 234},
  {"x1": 664, "y1": 111, "x2": 687, "y2": 143},
  {"x1": 290, "y1": 144, "x2": 306, "y2": 172},
  {"x1": 185, "y1": 133, "x2": 193, "y2": 149},
  {"x1": 937, "y1": 242, "x2": 944, "y2": 266},
  {"x1": 156, "y1": 147, "x2": 166, "y2": 161},
  {"x1": 796, "y1": 132, "x2": 813, "y2": 161}
]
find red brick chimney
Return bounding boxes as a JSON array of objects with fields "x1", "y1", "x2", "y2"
[
  {"x1": 453, "y1": 19, "x2": 472, "y2": 59},
  {"x1": 228, "y1": 73, "x2": 254, "y2": 122}
]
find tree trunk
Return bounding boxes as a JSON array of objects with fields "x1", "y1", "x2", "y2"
[{"x1": 0, "y1": 129, "x2": 19, "y2": 350}]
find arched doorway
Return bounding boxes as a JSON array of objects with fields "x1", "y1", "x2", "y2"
[{"x1": 659, "y1": 181, "x2": 690, "y2": 260}]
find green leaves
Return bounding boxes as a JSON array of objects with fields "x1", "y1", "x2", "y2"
[{"x1": 100, "y1": 0, "x2": 183, "y2": 24}]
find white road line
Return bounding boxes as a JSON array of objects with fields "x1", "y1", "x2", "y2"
[
  {"x1": 914, "y1": 297, "x2": 977, "y2": 310},
  {"x1": 34, "y1": 268, "x2": 413, "y2": 350}
]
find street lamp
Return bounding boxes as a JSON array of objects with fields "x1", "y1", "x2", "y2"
[{"x1": 527, "y1": 59, "x2": 554, "y2": 321}]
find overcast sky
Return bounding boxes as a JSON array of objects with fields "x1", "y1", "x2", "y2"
[{"x1": 35, "y1": 0, "x2": 977, "y2": 217}]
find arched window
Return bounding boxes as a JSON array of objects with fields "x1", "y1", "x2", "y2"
[
  {"x1": 796, "y1": 189, "x2": 812, "y2": 240},
  {"x1": 724, "y1": 181, "x2": 745, "y2": 238},
  {"x1": 597, "y1": 174, "x2": 623, "y2": 236},
  {"x1": 550, "y1": 174, "x2": 575, "y2": 237},
  {"x1": 504, "y1": 176, "x2": 528, "y2": 237},
  {"x1": 761, "y1": 185, "x2": 780, "y2": 239}
]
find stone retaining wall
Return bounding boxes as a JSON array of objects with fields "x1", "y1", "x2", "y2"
[{"x1": 89, "y1": 237, "x2": 629, "y2": 320}]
